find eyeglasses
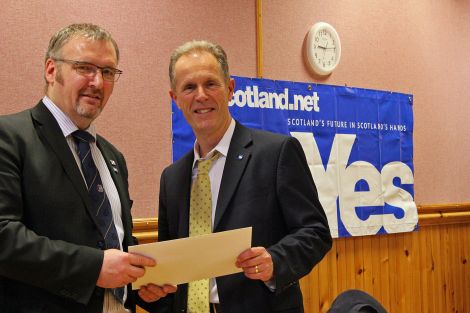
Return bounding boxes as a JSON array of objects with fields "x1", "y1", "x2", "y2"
[{"x1": 53, "y1": 58, "x2": 123, "y2": 82}]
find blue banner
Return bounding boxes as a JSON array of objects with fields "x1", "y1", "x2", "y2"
[{"x1": 172, "y1": 76, "x2": 418, "y2": 238}]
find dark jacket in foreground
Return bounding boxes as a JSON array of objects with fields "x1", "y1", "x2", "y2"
[
  {"x1": 0, "y1": 102, "x2": 154, "y2": 313},
  {"x1": 158, "y1": 122, "x2": 333, "y2": 313}
]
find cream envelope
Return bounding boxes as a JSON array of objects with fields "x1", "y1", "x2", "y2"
[{"x1": 129, "y1": 227, "x2": 252, "y2": 289}]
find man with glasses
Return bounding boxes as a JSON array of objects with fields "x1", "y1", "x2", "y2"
[{"x1": 0, "y1": 23, "x2": 175, "y2": 313}]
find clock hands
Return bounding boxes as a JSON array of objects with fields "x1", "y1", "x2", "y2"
[
  {"x1": 317, "y1": 43, "x2": 336, "y2": 50},
  {"x1": 316, "y1": 41, "x2": 336, "y2": 62}
]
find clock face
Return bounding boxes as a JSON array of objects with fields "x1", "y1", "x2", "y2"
[{"x1": 307, "y1": 22, "x2": 341, "y2": 75}]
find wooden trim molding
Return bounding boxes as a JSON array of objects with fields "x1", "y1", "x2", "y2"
[
  {"x1": 255, "y1": 0, "x2": 263, "y2": 78},
  {"x1": 133, "y1": 217, "x2": 158, "y2": 244},
  {"x1": 417, "y1": 202, "x2": 470, "y2": 226},
  {"x1": 132, "y1": 203, "x2": 470, "y2": 242}
]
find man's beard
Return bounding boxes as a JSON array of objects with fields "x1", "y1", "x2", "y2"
[{"x1": 55, "y1": 67, "x2": 104, "y2": 119}]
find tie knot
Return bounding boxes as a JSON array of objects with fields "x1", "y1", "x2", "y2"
[
  {"x1": 72, "y1": 130, "x2": 95, "y2": 144},
  {"x1": 197, "y1": 151, "x2": 220, "y2": 175}
]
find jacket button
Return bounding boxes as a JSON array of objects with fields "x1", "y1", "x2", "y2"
[{"x1": 97, "y1": 240, "x2": 105, "y2": 249}]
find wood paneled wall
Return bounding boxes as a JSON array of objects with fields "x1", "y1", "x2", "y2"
[{"x1": 134, "y1": 203, "x2": 470, "y2": 313}]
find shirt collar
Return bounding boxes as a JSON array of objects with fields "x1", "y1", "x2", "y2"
[
  {"x1": 192, "y1": 118, "x2": 235, "y2": 168},
  {"x1": 42, "y1": 95, "x2": 97, "y2": 139}
]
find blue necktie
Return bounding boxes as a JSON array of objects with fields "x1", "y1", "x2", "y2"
[{"x1": 72, "y1": 130, "x2": 124, "y2": 302}]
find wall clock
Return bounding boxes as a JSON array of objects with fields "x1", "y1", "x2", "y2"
[{"x1": 306, "y1": 22, "x2": 341, "y2": 75}]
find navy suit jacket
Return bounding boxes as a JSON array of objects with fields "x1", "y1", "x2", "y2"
[
  {"x1": 158, "y1": 122, "x2": 332, "y2": 313},
  {"x1": 0, "y1": 101, "x2": 146, "y2": 313}
]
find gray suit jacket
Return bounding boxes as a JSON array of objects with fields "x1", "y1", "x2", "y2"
[
  {"x1": 0, "y1": 101, "x2": 138, "y2": 313},
  {"x1": 158, "y1": 122, "x2": 332, "y2": 313}
]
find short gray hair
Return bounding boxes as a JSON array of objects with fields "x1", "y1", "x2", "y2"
[
  {"x1": 169, "y1": 40, "x2": 230, "y2": 90},
  {"x1": 45, "y1": 23, "x2": 119, "y2": 63}
]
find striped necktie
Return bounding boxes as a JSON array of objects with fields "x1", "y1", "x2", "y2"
[{"x1": 72, "y1": 130, "x2": 124, "y2": 303}]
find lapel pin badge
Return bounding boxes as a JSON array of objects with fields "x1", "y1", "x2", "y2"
[
  {"x1": 97, "y1": 184, "x2": 104, "y2": 193},
  {"x1": 237, "y1": 154, "x2": 244, "y2": 160},
  {"x1": 110, "y1": 159, "x2": 117, "y2": 166},
  {"x1": 112, "y1": 167, "x2": 119, "y2": 173}
]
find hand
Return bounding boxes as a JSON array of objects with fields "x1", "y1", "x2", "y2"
[
  {"x1": 235, "y1": 247, "x2": 274, "y2": 282},
  {"x1": 138, "y1": 284, "x2": 177, "y2": 303},
  {"x1": 96, "y1": 249, "x2": 156, "y2": 288}
]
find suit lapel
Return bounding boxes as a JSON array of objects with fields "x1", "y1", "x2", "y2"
[
  {"x1": 214, "y1": 123, "x2": 252, "y2": 230},
  {"x1": 175, "y1": 152, "x2": 194, "y2": 237},
  {"x1": 97, "y1": 140, "x2": 125, "y2": 206},
  {"x1": 31, "y1": 102, "x2": 94, "y2": 215},
  {"x1": 97, "y1": 139, "x2": 133, "y2": 246}
]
